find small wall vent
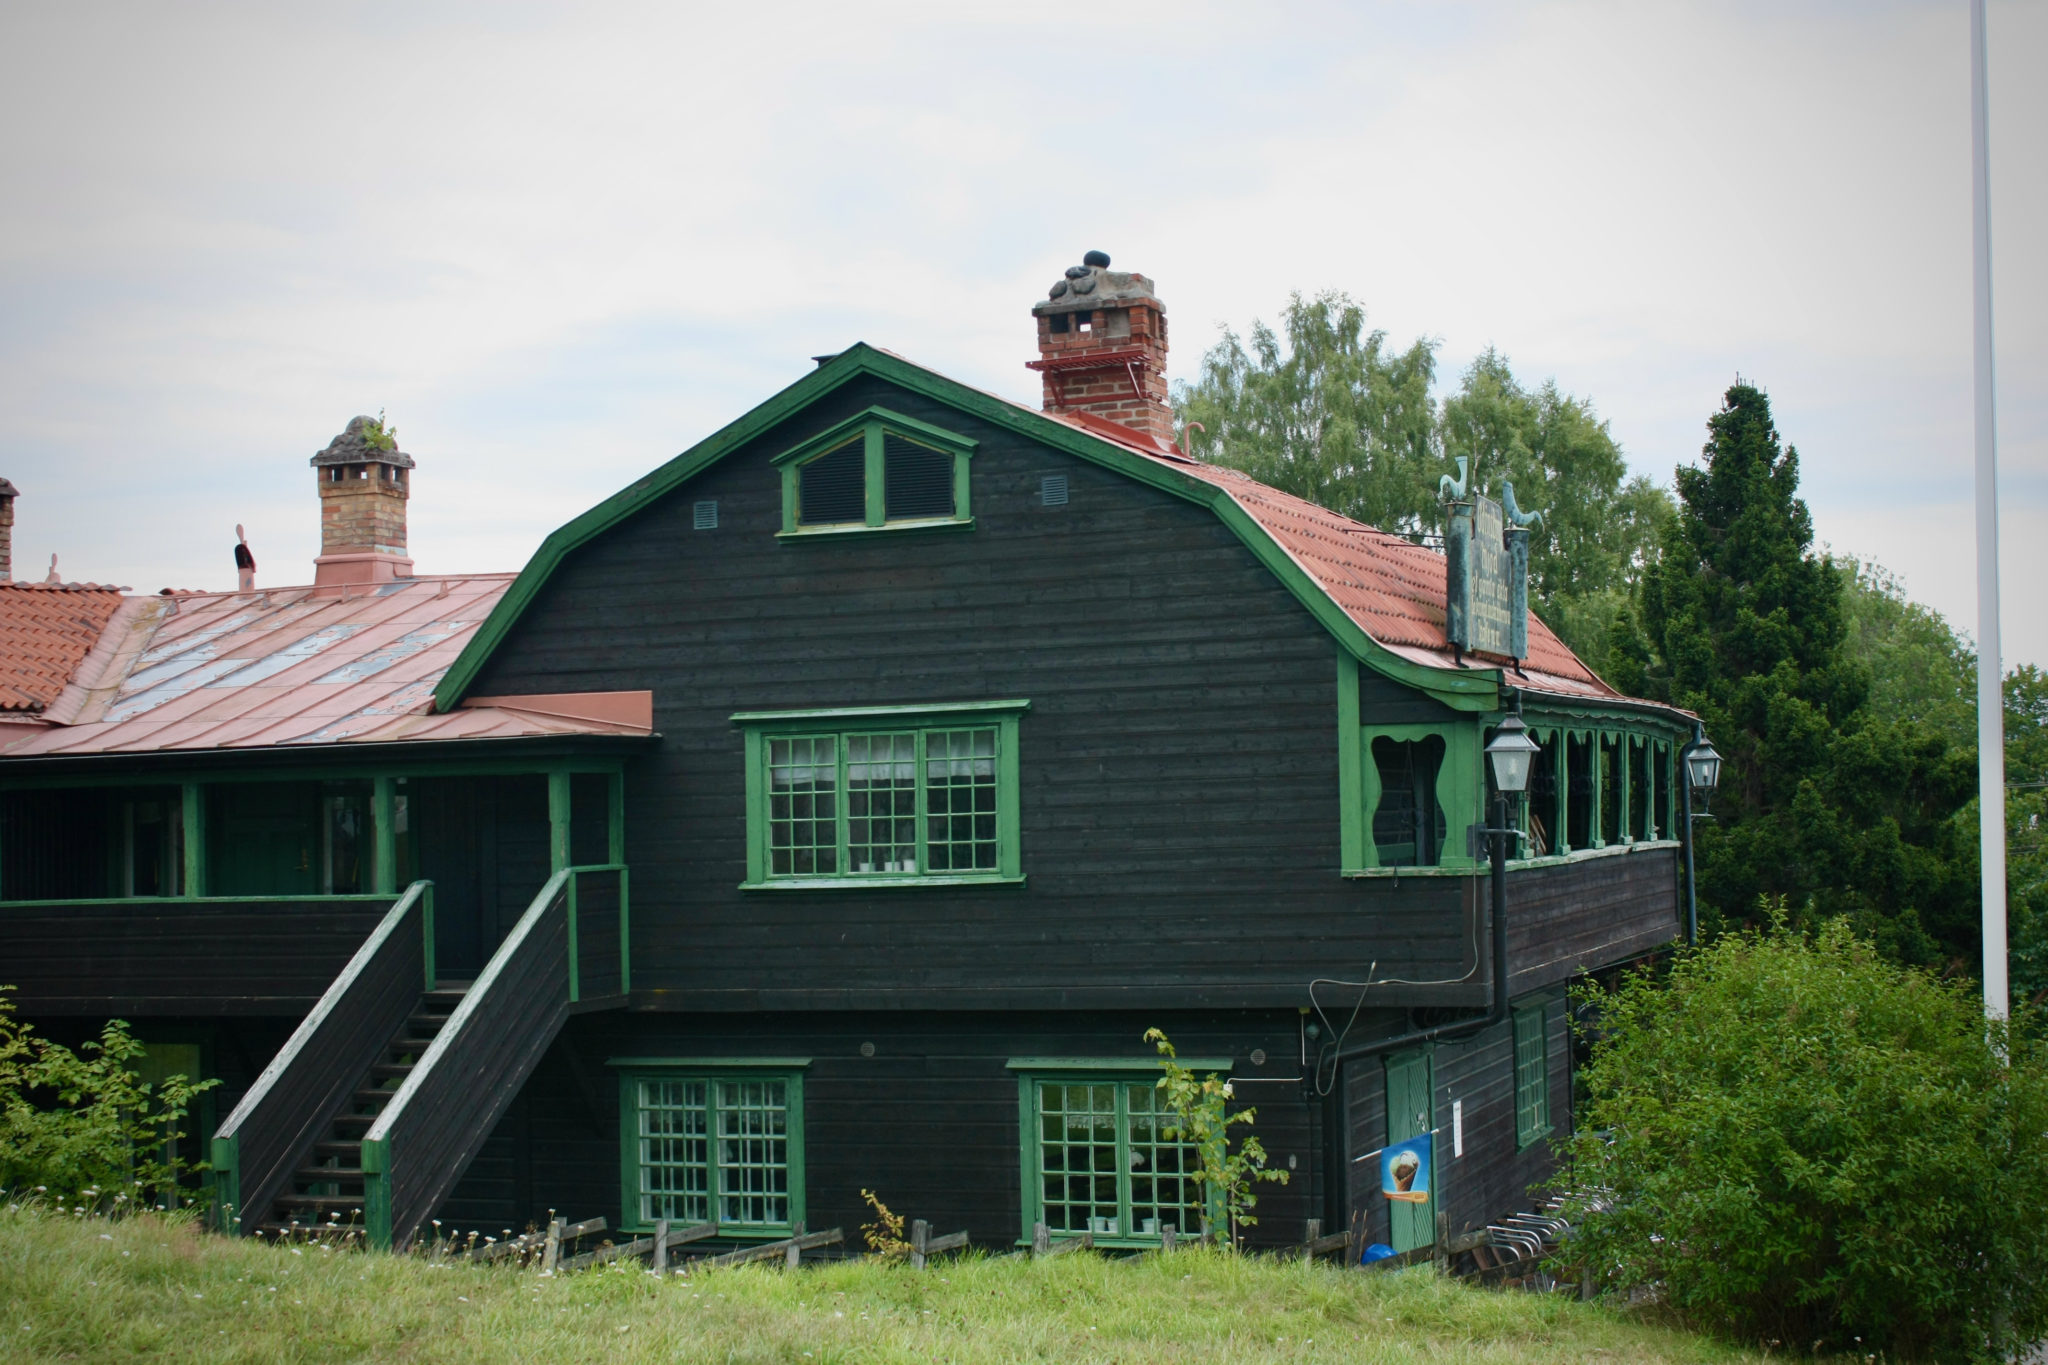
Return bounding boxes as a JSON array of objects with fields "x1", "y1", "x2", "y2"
[
  {"x1": 693, "y1": 500, "x2": 719, "y2": 530},
  {"x1": 1040, "y1": 474, "x2": 1069, "y2": 507}
]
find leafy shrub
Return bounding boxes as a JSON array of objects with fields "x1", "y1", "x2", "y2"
[
  {"x1": 1144, "y1": 1028, "x2": 1286, "y2": 1244},
  {"x1": 0, "y1": 987, "x2": 216, "y2": 1208},
  {"x1": 1556, "y1": 911, "x2": 2048, "y2": 1361},
  {"x1": 859, "y1": 1188, "x2": 910, "y2": 1255}
]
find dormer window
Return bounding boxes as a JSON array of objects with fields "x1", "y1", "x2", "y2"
[{"x1": 775, "y1": 407, "x2": 976, "y2": 537}]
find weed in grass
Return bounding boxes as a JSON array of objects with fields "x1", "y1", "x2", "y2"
[{"x1": 0, "y1": 1200, "x2": 1774, "y2": 1364}]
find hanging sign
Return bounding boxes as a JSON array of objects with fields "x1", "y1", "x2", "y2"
[
  {"x1": 1442, "y1": 458, "x2": 1540, "y2": 662},
  {"x1": 1446, "y1": 494, "x2": 1514, "y2": 658},
  {"x1": 1381, "y1": 1133, "x2": 1432, "y2": 1205}
]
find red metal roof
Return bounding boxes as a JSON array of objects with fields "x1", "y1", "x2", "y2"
[
  {"x1": 0, "y1": 575, "x2": 652, "y2": 759},
  {"x1": 1049, "y1": 409, "x2": 1620, "y2": 701},
  {"x1": 0, "y1": 582, "x2": 130, "y2": 713}
]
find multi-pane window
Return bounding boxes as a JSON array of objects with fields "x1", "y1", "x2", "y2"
[
  {"x1": 924, "y1": 728, "x2": 999, "y2": 871},
  {"x1": 739, "y1": 702, "x2": 1025, "y2": 887},
  {"x1": 1018, "y1": 1070, "x2": 1215, "y2": 1244},
  {"x1": 776, "y1": 408, "x2": 975, "y2": 535},
  {"x1": 1513, "y1": 1004, "x2": 1552, "y2": 1149},
  {"x1": 767, "y1": 737, "x2": 839, "y2": 875},
  {"x1": 626, "y1": 1071, "x2": 804, "y2": 1233}
]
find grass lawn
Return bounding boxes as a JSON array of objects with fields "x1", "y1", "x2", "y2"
[{"x1": 1, "y1": 1204, "x2": 1760, "y2": 1364}]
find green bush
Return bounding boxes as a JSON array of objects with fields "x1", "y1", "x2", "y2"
[
  {"x1": 1556, "y1": 912, "x2": 2048, "y2": 1362},
  {"x1": 0, "y1": 987, "x2": 216, "y2": 1208}
]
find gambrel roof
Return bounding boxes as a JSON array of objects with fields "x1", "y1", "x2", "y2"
[{"x1": 434, "y1": 344, "x2": 1645, "y2": 718}]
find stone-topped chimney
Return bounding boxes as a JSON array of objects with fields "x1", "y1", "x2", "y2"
[
  {"x1": 311, "y1": 416, "x2": 414, "y2": 593},
  {"x1": 0, "y1": 477, "x2": 15, "y2": 582},
  {"x1": 1028, "y1": 250, "x2": 1173, "y2": 445}
]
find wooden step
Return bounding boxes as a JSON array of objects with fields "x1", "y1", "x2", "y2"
[
  {"x1": 294, "y1": 1167, "x2": 366, "y2": 1183},
  {"x1": 253, "y1": 1223, "x2": 365, "y2": 1241},
  {"x1": 310, "y1": 1140, "x2": 362, "y2": 1160},
  {"x1": 328, "y1": 1112, "x2": 374, "y2": 1130},
  {"x1": 272, "y1": 1194, "x2": 367, "y2": 1214},
  {"x1": 407, "y1": 1013, "x2": 452, "y2": 1033},
  {"x1": 351, "y1": 1088, "x2": 399, "y2": 1107},
  {"x1": 367, "y1": 1062, "x2": 415, "y2": 1080},
  {"x1": 388, "y1": 1037, "x2": 440, "y2": 1053}
]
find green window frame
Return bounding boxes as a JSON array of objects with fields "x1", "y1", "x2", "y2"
[
  {"x1": 1512, "y1": 1004, "x2": 1552, "y2": 1149},
  {"x1": 1009, "y1": 1058, "x2": 1229, "y2": 1247},
  {"x1": 613, "y1": 1060, "x2": 808, "y2": 1237},
  {"x1": 734, "y1": 701, "x2": 1027, "y2": 890},
  {"x1": 1347, "y1": 720, "x2": 1481, "y2": 871},
  {"x1": 773, "y1": 406, "x2": 976, "y2": 537}
]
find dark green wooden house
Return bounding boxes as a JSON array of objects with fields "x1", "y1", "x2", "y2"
[{"x1": 0, "y1": 255, "x2": 1693, "y2": 1256}]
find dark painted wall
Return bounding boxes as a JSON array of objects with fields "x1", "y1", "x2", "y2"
[
  {"x1": 434, "y1": 1009, "x2": 1325, "y2": 1251},
  {"x1": 1507, "y1": 848, "x2": 1678, "y2": 995},
  {"x1": 1339, "y1": 996, "x2": 1570, "y2": 1249},
  {"x1": 468, "y1": 373, "x2": 1481, "y2": 1011}
]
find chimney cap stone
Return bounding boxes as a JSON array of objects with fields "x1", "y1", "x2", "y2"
[
  {"x1": 310, "y1": 415, "x2": 416, "y2": 469},
  {"x1": 0, "y1": 477, "x2": 17, "y2": 498},
  {"x1": 1035, "y1": 254, "x2": 1161, "y2": 317}
]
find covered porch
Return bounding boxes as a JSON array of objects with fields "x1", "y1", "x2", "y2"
[{"x1": 0, "y1": 744, "x2": 637, "y2": 1015}]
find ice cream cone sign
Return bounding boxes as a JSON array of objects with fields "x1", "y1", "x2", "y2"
[{"x1": 1382, "y1": 1134, "x2": 1431, "y2": 1204}]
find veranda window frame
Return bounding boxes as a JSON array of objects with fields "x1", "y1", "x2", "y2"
[{"x1": 733, "y1": 700, "x2": 1027, "y2": 890}]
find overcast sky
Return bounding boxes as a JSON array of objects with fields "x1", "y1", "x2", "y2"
[{"x1": 2, "y1": 1, "x2": 2041, "y2": 668}]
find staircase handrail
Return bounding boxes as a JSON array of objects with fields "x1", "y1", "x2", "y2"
[
  {"x1": 363, "y1": 865, "x2": 619, "y2": 1249},
  {"x1": 210, "y1": 879, "x2": 435, "y2": 1234}
]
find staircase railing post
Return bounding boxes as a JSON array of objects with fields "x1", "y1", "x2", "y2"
[
  {"x1": 617, "y1": 865, "x2": 631, "y2": 997},
  {"x1": 566, "y1": 871, "x2": 581, "y2": 1005},
  {"x1": 421, "y1": 881, "x2": 436, "y2": 990},
  {"x1": 362, "y1": 1135, "x2": 392, "y2": 1252}
]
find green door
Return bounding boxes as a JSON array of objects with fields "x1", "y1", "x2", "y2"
[
  {"x1": 1384, "y1": 1050, "x2": 1435, "y2": 1253},
  {"x1": 208, "y1": 783, "x2": 320, "y2": 896}
]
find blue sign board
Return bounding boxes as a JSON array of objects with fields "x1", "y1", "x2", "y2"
[{"x1": 1381, "y1": 1132, "x2": 1431, "y2": 1205}]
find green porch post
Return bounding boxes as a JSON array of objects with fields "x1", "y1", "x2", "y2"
[
  {"x1": 547, "y1": 771, "x2": 571, "y2": 873},
  {"x1": 607, "y1": 769, "x2": 626, "y2": 866},
  {"x1": 180, "y1": 781, "x2": 204, "y2": 897},
  {"x1": 371, "y1": 776, "x2": 396, "y2": 894},
  {"x1": 1336, "y1": 653, "x2": 1364, "y2": 871}
]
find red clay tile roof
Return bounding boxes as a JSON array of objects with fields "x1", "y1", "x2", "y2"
[
  {"x1": 1050, "y1": 410, "x2": 1620, "y2": 701},
  {"x1": 0, "y1": 582, "x2": 130, "y2": 712},
  {"x1": 0, "y1": 575, "x2": 654, "y2": 758}
]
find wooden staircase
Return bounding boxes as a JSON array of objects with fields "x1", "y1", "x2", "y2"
[
  {"x1": 254, "y1": 984, "x2": 470, "y2": 1239},
  {"x1": 213, "y1": 865, "x2": 628, "y2": 1251}
]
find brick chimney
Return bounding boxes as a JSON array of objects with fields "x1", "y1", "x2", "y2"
[
  {"x1": 1028, "y1": 250, "x2": 1173, "y2": 445},
  {"x1": 311, "y1": 416, "x2": 414, "y2": 593},
  {"x1": 0, "y1": 477, "x2": 14, "y2": 582}
]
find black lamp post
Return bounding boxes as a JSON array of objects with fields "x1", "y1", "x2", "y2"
[
  {"x1": 1680, "y1": 723, "x2": 1722, "y2": 946},
  {"x1": 1483, "y1": 708, "x2": 1541, "y2": 1017}
]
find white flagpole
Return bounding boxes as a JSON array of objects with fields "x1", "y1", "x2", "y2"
[{"x1": 1970, "y1": 0, "x2": 2007, "y2": 1020}]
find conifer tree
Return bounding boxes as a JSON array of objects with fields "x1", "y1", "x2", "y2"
[{"x1": 1617, "y1": 383, "x2": 1973, "y2": 962}]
